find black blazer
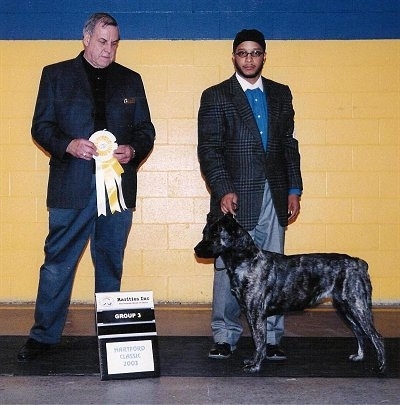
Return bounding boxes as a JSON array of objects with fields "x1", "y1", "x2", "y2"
[
  {"x1": 32, "y1": 53, "x2": 155, "y2": 209},
  {"x1": 198, "y1": 74, "x2": 302, "y2": 229}
]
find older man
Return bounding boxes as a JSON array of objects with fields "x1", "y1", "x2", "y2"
[{"x1": 17, "y1": 13, "x2": 155, "y2": 361}]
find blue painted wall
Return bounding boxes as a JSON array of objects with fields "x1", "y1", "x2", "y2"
[{"x1": 1, "y1": 0, "x2": 399, "y2": 40}]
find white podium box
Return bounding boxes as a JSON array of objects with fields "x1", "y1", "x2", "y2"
[{"x1": 95, "y1": 291, "x2": 160, "y2": 380}]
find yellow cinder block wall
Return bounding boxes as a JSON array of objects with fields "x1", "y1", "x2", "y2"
[{"x1": 0, "y1": 40, "x2": 399, "y2": 304}]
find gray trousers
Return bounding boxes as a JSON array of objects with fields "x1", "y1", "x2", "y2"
[{"x1": 211, "y1": 182, "x2": 285, "y2": 347}]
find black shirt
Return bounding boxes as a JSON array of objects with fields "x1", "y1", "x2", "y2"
[{"x1": 82, "y1": 54, "x2": 109, "y2": 131}]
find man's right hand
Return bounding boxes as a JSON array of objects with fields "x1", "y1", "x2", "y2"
[
  {"x1": 220, "y1": 193, "x2": 238, "y2": 215},
  {"x1": 66, "y1": 139, "x2": 97, "y2": 160}
]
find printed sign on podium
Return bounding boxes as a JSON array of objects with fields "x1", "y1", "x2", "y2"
[{"x1": 95, "y1": 291, "x2": 160, "y2": 380}]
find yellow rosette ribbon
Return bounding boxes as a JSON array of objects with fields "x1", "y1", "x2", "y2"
[{"x1": 89, "y1": 130, "x2": 127, "y2": 216}]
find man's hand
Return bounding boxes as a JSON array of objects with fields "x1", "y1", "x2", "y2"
[
  {"x1": 113, "y1": 145, "x2": 135, "y2": 164},
  {"x1": 66, "y1": 139, "x2": 97, "y2": 160},
  {"x1": 220, "y1": 193, "x2": 238, "y2": 215},
  {"x1": 288, "y1": 194, "x2": 301, "y2": 224}
]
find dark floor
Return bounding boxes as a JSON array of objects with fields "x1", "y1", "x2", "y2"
[{"x1": 0, "y1": 304, "x2": 399, "y2": 404}]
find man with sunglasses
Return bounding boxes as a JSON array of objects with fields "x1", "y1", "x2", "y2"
[{"x1": 198, "y1": 29, "x2": 303, "y2": 361}]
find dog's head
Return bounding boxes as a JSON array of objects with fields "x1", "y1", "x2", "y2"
[{"x1": 194, "y1": 213, "x2": 252, "y2": 259}]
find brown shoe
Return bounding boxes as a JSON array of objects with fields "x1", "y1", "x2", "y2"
[{"x1": 17, "y1": 338, "x2": 51, "y2": 362}]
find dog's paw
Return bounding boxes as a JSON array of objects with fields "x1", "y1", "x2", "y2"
[
  {"x1": 243, "y1": 359, "x2": 261, "y2": 373},
  {"x1": 243, "y1": 362, "x2": 261, "y2": 373},
  {"x1": 242, "y1": 358, "x2": 254, "y2": 366},
  {"x1": 349, "y1": 353, "x2": 364, "y2": 362},
  {"x1": 375, "y1": 363, "x2": 386, "y2": 376}
]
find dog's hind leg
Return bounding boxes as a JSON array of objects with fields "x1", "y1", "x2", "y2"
[
  {"x1": 360, "y1": 321, "x2": 386, "y2": 374},
  {"x1": 346, "y1": 307, "x2": 386, "y2": 374},
  {"x1": 335, "y1": 267, "x2": 386, "y2": 374},
  {"x1": 243, "y1": 312, "x2": 267, "y2": 373},
  {"x1": 334, "y1": 300, "x2": 367, "y2": 361},
  {"x1": 334, "y1": 300, "x2": 386, "y2": 374}
]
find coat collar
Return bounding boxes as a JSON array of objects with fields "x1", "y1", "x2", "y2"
[
  {"x1": 228, "y1": 75, "x2": 266, "y2": 148},
  {"x1": 72, "y1": 52, "x2": 118, "y2": 104}
]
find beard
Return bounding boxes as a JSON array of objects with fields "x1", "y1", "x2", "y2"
[{"x1": 234, "y1": 58, "x2": 264, "y2": 79}]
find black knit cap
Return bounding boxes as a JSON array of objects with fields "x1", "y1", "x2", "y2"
[{"x1": 233, "y1": 29, "x2": 266, "y2": 52}]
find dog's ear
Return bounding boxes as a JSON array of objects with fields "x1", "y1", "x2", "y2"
[
  {"x1": 206, "y1": 212, "x2": 224, "y2": 224},
  {"x1": 222, "y1": 213, "x2": 248, "y2": 235},
  {"x1": 223, "y1": 212, "x2": 238, "y2": 223},
  {"x1": 221, "y1": 212, "x2": 238, "y2": 228},
  {"x1": 206, "y1": 212, "x2": 216, "y2": 223}
]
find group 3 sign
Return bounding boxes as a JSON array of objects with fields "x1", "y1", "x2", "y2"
[{"x1": 95, "y1": 291, "x2": 160, "y2": 380}]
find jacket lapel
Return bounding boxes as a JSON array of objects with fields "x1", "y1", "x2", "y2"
[
  {"x1": 228, "y1": 76, "x2": 263, "y2": 146},
  {"x1": 262, "y1": 77, "x2": 279, "y2": 135},
  {"x1": 72, "y1": 54, "x2": 95, "y2": 104}
]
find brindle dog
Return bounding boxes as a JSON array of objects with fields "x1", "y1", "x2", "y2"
[{"x1": 194, "y1": 213, "x2": 386, "y2": 374}]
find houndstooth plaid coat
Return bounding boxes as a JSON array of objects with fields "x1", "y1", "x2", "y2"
[{"x1": 198, "y1": 74, "x2": 303, "y2": 230}]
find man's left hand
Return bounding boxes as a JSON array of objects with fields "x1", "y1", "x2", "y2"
[
  {"x1": 288, "y1": 194, "x2": 301, "y2": 224},
  {"x1": 113, "y1": 145, "x2": 135, "y2": 164}
]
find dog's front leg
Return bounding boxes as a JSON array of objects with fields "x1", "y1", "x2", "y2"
[{"x1": 243, "y1": 312, "x2": 267, "y2": 373}]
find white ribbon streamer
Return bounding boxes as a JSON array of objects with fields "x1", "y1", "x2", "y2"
[{"x1": 89, "y1": 130, "x2": 127, "y2": 216}]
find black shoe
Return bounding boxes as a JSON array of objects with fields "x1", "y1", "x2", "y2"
[
  {"x1": 17, "y1": 338, "x2": 51, "y2": 362},
  {"x1": 266, "y1": 344, "x2": 287, "y2": 361},
  {"x1": 208, "y1": 342, "x2": 233, "y2": 359}
]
